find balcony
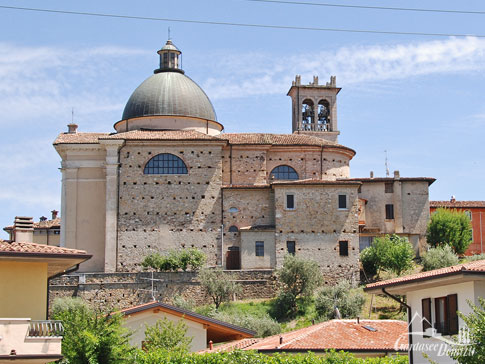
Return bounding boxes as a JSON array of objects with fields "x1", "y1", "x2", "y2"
[{"x1": 0, "y1": 318, "x2": 62, "y2": 363}]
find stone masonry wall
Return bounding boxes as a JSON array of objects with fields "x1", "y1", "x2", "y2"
[
  {"x1": 117, "y1": 142, "x2": 224, "y2": 271},
  {"x1": 48, "y1": 270, "x2": 277, "y2": 313}
]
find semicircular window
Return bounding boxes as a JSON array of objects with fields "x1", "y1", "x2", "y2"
[
  {"x1": 270, "y1": 165, "x2": 299, "y2": 180},
  {"x1": 228, "y1": 225, "x2": 239, "y2": 232},
  {"x1": 144, "y1": 153, "x2": 188, "y2": 175}
]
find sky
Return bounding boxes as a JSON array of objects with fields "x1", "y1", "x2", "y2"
[{"x1": 0, "y1": 0, "x2": 484, "y2": 237}]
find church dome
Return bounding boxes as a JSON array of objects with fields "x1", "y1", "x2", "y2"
[{"x1": 121, "y1": 71, "x2": 217, "y2": 122}]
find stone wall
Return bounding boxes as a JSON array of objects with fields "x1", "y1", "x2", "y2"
[{"x1": 48, "y1": 270, "x2": 278, "y2": 313}]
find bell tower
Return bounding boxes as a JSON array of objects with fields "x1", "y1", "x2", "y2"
[{"x1": 287, "y1": 75, "x2": 341, "y2": 143}]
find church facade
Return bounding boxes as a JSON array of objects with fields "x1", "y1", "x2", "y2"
[{"x1": 54, "y1": 40, "x2": 434, "y2": 282}]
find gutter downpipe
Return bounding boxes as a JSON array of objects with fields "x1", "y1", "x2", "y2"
[
  {"x1": 382, "y1": 287, "x2": 413, "y2": 364},
  {"x1": 221, "y1": 188, "x2": 224, "y2": 268},
  {"x1": 46, "y1": 264, "x2": 81, "y2": 319}
]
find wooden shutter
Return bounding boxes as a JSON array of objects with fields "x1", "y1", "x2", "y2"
[
  {"x1": 447, "y1": 294, "x2": 459, "y2": 335},
  {"x1": 422, "y1": 298, "x2": 432, "y2": 336}
]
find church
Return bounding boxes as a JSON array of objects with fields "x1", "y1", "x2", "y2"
[{"x1": 54, "y1": 40, "x2": 434, "y2": 283}]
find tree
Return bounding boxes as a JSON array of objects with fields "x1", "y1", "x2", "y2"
[
  {"x1": 142, "y1": 248, "x2": 206, "y2": 272},
  {"x1": 421, "y1": 245, "x2": 459, "y2": 271},
  {"x1": 273, "y1": 255, "x2": 322, "y2": 318},
  {"x1": 360, "y1": 234, "x2": 415, "y2": 278},
  {"x1": 315, "y1": 281, "x2": 366, "y2": 320},
  {"x1": 198, "y1": 268, "x2": 241, "y2": 309},
  {"x1": 450, "y1": 298, "x2": 485, "y2": 363},
  {"x1": 427, "y1": 208, "x2": 472, "y2": 254},
  {"x1": 51, "y1": 297, "x2": 134, "y2": 364},
  {"x1": 143, "y1": 318, "x2": 192, "y2": 353}
]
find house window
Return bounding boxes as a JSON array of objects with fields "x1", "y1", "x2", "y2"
[
  {"x1": 338, "y1": 194, "x2": 347, "y2": 209},
  {"x1": 385, "y1": 182, "x2": 394, "y2": 193},
  {"x1": 228, "y1": 207, "x2": 239, "y2": 213},
  {"x1": 385, "y1": 204, "x2": 394, "y2": 219},
  {"x1": 228, "y1": 225, "x2": 239, "y2": 232},
  {"x1": 287, "y1": 241, "x2": 296, "y2": 255},
  {"x1": 434, "y1": 294, "x2": 459, "y2": 335},
  {"x1": 286, "y1": 194, "x2": 295, "y2": 210},
  {"x1": 144, "y1": 153, "x2": 188, "y2": 175},
  {"x1": 270, "y1": 165, "x2": 299, "y2": 180},
  {"x1": 339, "y1": 241, "x2": 349, "y2": 256},
  {"x1": 464, "y1": 210, "x2": 472, "y2": 221},
  {"x1": 255, "y1": 241, "x2": 264, "y2": 257}
]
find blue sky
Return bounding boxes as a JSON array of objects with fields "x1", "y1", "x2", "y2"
[{"x1": 0, "y1": 0, "x2": 484, "y2": 237}]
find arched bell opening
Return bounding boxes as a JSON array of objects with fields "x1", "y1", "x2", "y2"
[
  {"x1": 317, "y1": 99, "x2": 331, "y2": 131},
  {"x1": 301, "y1": 99, "x2": 314, "y2": 131}
]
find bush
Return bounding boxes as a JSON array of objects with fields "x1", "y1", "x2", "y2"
[
  {"x1": 132, "y1": 348, "x2": 408, "y2": 364},
  {"x1": 421, "y1": 245, "x2": 459, "y2": 271},
  {"x1": 171, "y1": 295, "x2": 195, "y2": 311},
  {"x1": 466, "y1": 253, "x2": 485, "y2": 262},
  {"x1": 143, "y1": 318, "x2": 192, "y2": 353},
  {"x1": 142, "y1": 248, "x2": 206, "y2": 272},
  {"x1": 212, "y1": 311, "x2": 281, "y2": 337},
  {"x1": 51, "y1": 297, "x2": 133, "y2": 364},
  {"x1": 360, "y1": 234, "x2": 415, "y2": 278},
  {"x1": 198, "y1": 268, "x2": 241, "y2": 309},
  {"x1": 427, "y1": 208, "x2": 472, "y2": 254},
  {"x1": 315, "y1": 281, "x2": 366, "y2": 320},
  {"x1": 273, "y1": 255, "x2": 322, "y2": 317}
]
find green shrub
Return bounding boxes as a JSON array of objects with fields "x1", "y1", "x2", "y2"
[
  {"x1": 427, "y1": 208, "x2": 472, "y2": 254},
  {"x1": 143, "y1": 318, "x2": 192, "y2": 353},
  {"x1": 212, "y1": 311, "x2": 281, "y2": 337},
  {"x1": 466, "y1": 253, "x2": 485, "y2": 262},
  {"x1": 198, "y1": 268, "x2": 241, "y2": 309},
  {"x1": 51, "y1": 297, "x2": 134, "y2": 364},
  {"x1": 421, "y1": 245, "x2": 459, "y2": 271},
  {"x1": 142, "y1": 248, "x2": 206, "y2": 272},
  {"x1": 171, "y1": 295, "x2": 195, "y2": 311},
  {"x1": 315, "y1": 281, "x2": 366, "y2": 320},
  {"x1": 360, "y1": 234, "x2": 415, "y2": 278}
]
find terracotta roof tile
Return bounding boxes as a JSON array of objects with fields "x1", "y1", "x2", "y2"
[
  {"x1": 271, "y1": 179, "x2": 361, "y2": 186},
  {"x1": 53, "y1": 132, "x2": 110, "y2": 145},
  {"x1": 198, "y1": 338, "x2": 262, "y2": 353},
  {"x1": 366, "y1": 260, "x2": 485, "y2": 290},
  {"x1": 0, "y1": 240, "x2": 88, "y2": 257},
  {"x1": 344, "y1": 177, "x2": 436, "y2": 185},
  {"x1": 430, "y1": 201, "x2": 485, "y2": 208},
  {"x1": 34, "y1": 218, "x2": 61, "y2": 229},
  {"x1": 224, "y1": 320, "x2": 407, "y2": 352},
  {"x1": 100, "y1": 130, "x2": 222, "y2": 141}
]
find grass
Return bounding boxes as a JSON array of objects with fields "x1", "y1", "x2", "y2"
[{"x1": 362, "y1": 293, "x2": 406, "y2": 320}]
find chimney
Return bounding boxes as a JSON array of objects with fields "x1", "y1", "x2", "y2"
[
  {"x1": 51, "y1": 210, "x2": 59, "y2": 220},
  {"x1": 393, "y1": 170, "x2": 400, "y2": 179},
  {"x1": 67, "y1": 123, "x2": 78, "y2": 133},
  {"x1": 13, "y1": 216, "x2": 34, "y2": 243},
  {"x1": 450, "y1": 195, "x2": 456, "y2": 203},
  {"x1": 209, "y1": 340, "x2": 213, "y2": 351},
  {"x1": 370, "y1": 171, "x2": 374, "y2": 178},
  {"x1": 357, "y1": 317, "x2": 360, "y2": 324},
  {"x1": 39, "y1": 216, "x2": 47, "y2": 222},
  {"x1": 279, "y1": 336, "x2": 283, "y2": 345}
]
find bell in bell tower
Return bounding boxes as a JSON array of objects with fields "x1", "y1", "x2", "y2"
[{"x1": 287, "y1": 75, "x2": 341, "y2": 143}]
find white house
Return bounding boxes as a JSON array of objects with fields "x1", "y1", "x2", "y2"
[{"x1": 365, "y1": 260, "x2": 485, "y2": 364}]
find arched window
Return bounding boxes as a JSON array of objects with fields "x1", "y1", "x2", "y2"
[
  {"x1": 270, "y1": 165, "x2": 299, "y2": 180},
  {"x1": 301, "y1": 99, "x2": 314, "y2": 131},
  {"x1": 228, "y1": 225, "x2": 239, "y2": 232},
  {"x1": 317, "y1": 99, "x2": 331, "y2": 131},
  {"x1": 144, "y1": 153, "x2": 188, "y2": 175}
]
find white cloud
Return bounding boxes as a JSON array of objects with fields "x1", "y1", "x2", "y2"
[{"x1": 200, "y1": 37, "x2": 485, "y2": 99}]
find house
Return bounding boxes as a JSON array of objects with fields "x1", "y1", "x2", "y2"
[
  {"x1": 365, "y1": 259, "x2": 485, "y2": 364},
  {"x1": 52, "y1": 39, "x2": 433, "y2": 283},
  {"x1": 0, "y1": 222, "x2": 91, "y2": 364},
  {"x1": 3, "y1": 212, "x2": 61, "y2": 247},
  {"x1": 118, "y1": 301, "x2": 255, "y2": 352},
  {"x1": 199, "y1": 319, "x2": 408, "y2": 358},
  {"x1": 430, "y1": 198, "x2": 485, "y2": 255}
]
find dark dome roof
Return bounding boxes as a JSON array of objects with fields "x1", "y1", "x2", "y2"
[{"x1": 122, "y1": 72, "x2": 217, "y2": 122}]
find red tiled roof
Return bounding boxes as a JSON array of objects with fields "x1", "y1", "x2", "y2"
[
  {"x1": 344, "y1": 177, "x2": 436, "y2": 185},
  {"x1": 210, "y1": 320, "x2": 407, "y2": 353},
  {"x1": 0, "y1": 240, "x2": 88, "y2": 257},
  {"x1": 100, "y1": 130, "x2": 222, "y2": 141},
  {"x1": 430, "y1": 201, "x2": 485, "y2": 208},
  {"x1": 198, "y1": 338, "x2": 262, "y2": 353},
  {"x1": 53, "y1": 132, "x2": 110, "y2": 144},
  {"x1": 222, "y1": 184, "x2": 270, "y2": 189},
  {"x1": 366, "y1": 260, "x2": 485, "y2": 291}
]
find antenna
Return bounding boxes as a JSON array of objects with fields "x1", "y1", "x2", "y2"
[
  {"x1": 168, "y1": 26, "x2": 171, "y2": 40},
  {"x1": 384, "y1": 150, "x2": 390, "y2": 177},
  {"x1": 71, "y1": 107, "x2": 74, "y2": 123},
  {"x1": 139, "y1": 271, "x2": 164, "y2": 301}
]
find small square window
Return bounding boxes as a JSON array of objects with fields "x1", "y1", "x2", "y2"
[
  {"x1": 385, "y1": 182, "x2": 394, "y2": 193},
  {"x1": 464, "y1": 210, "x2": 472, "y2": 221},
  {"x1": 286, "y1": 194, "x2": 295, "y2": 210},
  {"x1": 339, "y1": 241, "x2": 349, "y2": 256},
  {"x1": 385, "y1": 204, "x2": 394, "y2": 219},
  {"x1": 338, "y1": 194, "x2": 347, "y2": 209},
  {"x1": 255, "y1": 241, "x2": 264, "y2": 256},
  {"x1": 287, "y1": 241, "x2": 296, "y2": 255}
]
